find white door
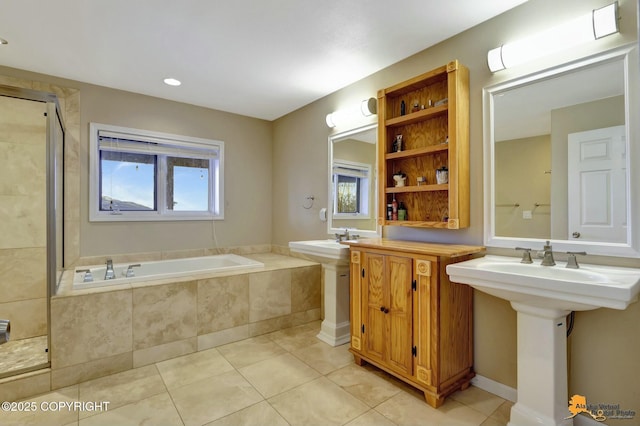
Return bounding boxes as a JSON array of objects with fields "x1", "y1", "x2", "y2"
[{"x1": 567, "y1": 125, "x2": 626, "y2": 243}]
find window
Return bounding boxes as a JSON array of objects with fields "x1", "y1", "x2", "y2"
[
  {"x1": 332, "y1": 160, "x2": 370, "y2": 218},
  {"x1": 90, "y1": 123, "x2": 224, "y2": 221}
]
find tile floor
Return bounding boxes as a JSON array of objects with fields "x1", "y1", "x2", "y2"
[{"x1": 0, "y1": 321, "x2": 512, "y2": 425}]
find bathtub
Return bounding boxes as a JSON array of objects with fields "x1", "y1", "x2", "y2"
[{"x1": 73, "y1": 254, "x2": 264, "y2": 289}]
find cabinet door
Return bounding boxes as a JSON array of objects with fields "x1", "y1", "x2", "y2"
[
  {"x1": 362, "y1": 252, "x2": 386, "y2": 363},
  {"x1": 349, "y1": 250, "x2": 363, "y2": 351},
  {"x1": 413, "y1": 258, "x2": 434, "y2": 386},
  {"x1": 386, "y1": 255, "x2": 413, "y2": 376}
]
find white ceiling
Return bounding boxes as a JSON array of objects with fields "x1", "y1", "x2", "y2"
[{"x1": 0, "y1": 0, "x2": 526, "y2": 121}]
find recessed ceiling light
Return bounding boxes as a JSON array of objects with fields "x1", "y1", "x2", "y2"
[
  {"x1": 0, "y1": 38, "x2": 8, "y2": 45},
  {"x1": 163, "y1": 78, "x2": 181, "y2": 86}
]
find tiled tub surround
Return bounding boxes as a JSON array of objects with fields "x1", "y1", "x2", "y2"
[
  {"x1": 0, "y1": 252, "x2": 320, "y2": 402},
  {"x1": 72, "y1": 254, "x2": 264, "y2": 289}
]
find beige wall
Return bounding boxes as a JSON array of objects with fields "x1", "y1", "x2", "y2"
[
  {"x1": 273, "y1": 0, "x2": 640, "y2": 419},
  {"x1": 495, "y1": 135, "x2": 551, "y2": 239},
  {"x1": 0, "y1": 67, "x2": 274, "y2": 259}
]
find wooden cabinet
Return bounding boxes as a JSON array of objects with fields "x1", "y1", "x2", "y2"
[
  {"x1": 378, "y1": 60, "x2": 469, "y2": 229},
  {"x1": 346, "y1": 239, "x2": 483, "y2": 408}
]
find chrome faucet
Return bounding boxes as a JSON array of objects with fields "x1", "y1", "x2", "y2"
[
  {"x1": 125, "y1": 264, "x2": 141, "y2": 277},
  {"x1": 540, "y1": 241, "x2": 556, "y2": 266},
  {"x1": 566, "y1": 251, "x2": 587, "y2": 269},
  {"x1": 335, "y1": 228, "x2": 350, "y2": 242},
  {"x1": 104, "y1": 259, "x2": 115, "y2": 280},
  {"x1": 515, "y1": 247, "x2": 533, "y2": 264}
]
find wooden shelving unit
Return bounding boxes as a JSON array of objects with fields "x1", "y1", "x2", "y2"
[{"x1": 377, "y1": 60, "x2": 470, "y2": 229}]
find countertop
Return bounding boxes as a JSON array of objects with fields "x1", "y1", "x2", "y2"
[{"x1": 341, "y1": 238, "x2": 485, "y2": 258}]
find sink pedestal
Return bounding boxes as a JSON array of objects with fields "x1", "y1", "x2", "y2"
[
  {"x1": 316, "y1": 263, "x2": 351, "y2": 346},
  {"x1": 509, "y1": 303, "x2": 573, "y2": 426},
  {"x1": 446, "y1": 255, "x2": 640, "y2": 426}
]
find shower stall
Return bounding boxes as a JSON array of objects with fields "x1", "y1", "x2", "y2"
[{"x1": 0, "y1": 85, "x2": 65, "y2": 379}]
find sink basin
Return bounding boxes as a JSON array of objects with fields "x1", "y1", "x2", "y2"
[
  {"x1": 288, "y1": 239, "x2": 350, "y2": 265},
  {"x1": 447, "y1": 255, "x2": 640, "y2": 426},
  {"x1": 446, "y1": 255, "x2": 640, "y2": 311}
]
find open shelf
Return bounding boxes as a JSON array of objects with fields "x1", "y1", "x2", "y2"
[{"x1": 377, "y1": 60, "x2": 469, "y2": 229}]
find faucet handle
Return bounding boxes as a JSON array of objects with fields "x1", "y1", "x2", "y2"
[
  {"x1": 515, "y1": 247, "x2": 533, "y2": 264},
  {"x1": 566, "y1": 252, "x2": 587, "y2": 269},
  {"x1": 125, "y1": 264, "x2": 141, "y2": 277}
]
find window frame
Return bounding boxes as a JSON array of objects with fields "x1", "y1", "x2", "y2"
[
  {"x1": 332, "y1": 159, "x2": 371, "y2": 219},
  {"x1": 89, "y1": 122, "x2": 224, "y2": 222}
]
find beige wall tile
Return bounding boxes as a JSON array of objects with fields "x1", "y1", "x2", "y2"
[
  {"x1": 132, "y1": 281, "x2": 196, "y2": 350},
  {"x1": 291, "y1": 265, "x2": 321, "y2": 313},
  {"x1": 197, "y1": 324, "x2": 249, "y2": 351},
  {"x1": 249, "y1": 315, "x2": 293, "y2": 337},
  {"x1": 51, "y1": 352, "x2": 132, "y2": 390},
  {"x1": 0, "y1": 369, "x2": 50, "y2": 402},
  {"x1": 0, "y1": 297, "x2": 47, "y2": 339},
  {"x1": 50, "y1": 290, "x2": 132, "y2": 368},
  {"x1": 249, "y1": 270, "x2": 291, "y2": 322},
  {"x1": 0, "y1": 96, "x2": 46, "y2": 146},
  {"x1": 197, "y1": 275, "x2": 249, "y2": 335},
  {"x1": 0, "y1": 195, "x2": 46, "y2": 249},
  {"x1": 133, "y1": 337, "x2": 197, "y2": 368},
  {"x1": 0, "y1": 247, "x2": 46, "y2": 303},
  {"x1": 0, "y1": 141, "x2": 46, "y2": 197}
]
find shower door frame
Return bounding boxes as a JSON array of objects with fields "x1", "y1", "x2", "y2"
[{"x1": 0, "y1": 85, "x2": 65, "y2": 377}]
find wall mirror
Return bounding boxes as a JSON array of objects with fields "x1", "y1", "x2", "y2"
[
  {"x1": 483, "y1": 45, "x2": 639, "y2": 257},
  {"x1": 328, "y1": 123, "x2": 380, "y2": 238}
]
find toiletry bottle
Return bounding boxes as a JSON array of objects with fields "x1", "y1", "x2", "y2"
[
  {"x1": 391, "y1": 196, "x2": 398, "y2": 221},
  {"x1": 398, "y1": 202, "x2": 407, "y2": 221},
  {"x1": 387, "y1": 204, "x2": 393, "y2": 220},
  {"x1": 400, "y1": 100, "x2": 406, "y2": 116}
]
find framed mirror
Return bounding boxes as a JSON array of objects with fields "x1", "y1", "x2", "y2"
[
  {"x1": 483, "y1": 45, "x2": 640, "y2": 257},
  {"x1": 328, "y1": 123, "x2": 380, "y2": 238}
]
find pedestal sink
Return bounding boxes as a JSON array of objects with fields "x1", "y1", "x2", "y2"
[
  {"x1": 289, "y1": 240, "x2": 351, "y2": 346},
  {"x1": 446, "y1": 255, "x2": 640, "y2": 426}
]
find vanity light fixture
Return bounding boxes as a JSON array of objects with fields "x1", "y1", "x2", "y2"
[
  {"x1": 163, "y1": 77, "x2": 181, "y2": 86},
  {"x1": 325, "y1": 112, "x2": 337, "y2": 128},
  {"x1": 487, "y1": 1, "x2": 620, "y2": 72},
  {"x1": 326, "y1": 97, "x2": 377, "y2": 128},
  {"x1": 361, "y1": 97, "x2": 377, "y2": 116},
  {"x1": 0, "y1": 38, "x2": 8, "y2": 45}
]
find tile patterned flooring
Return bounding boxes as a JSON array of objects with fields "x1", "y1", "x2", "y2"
[{"x1": 0, "y1": 321, "x2": 512, "y2": 425}]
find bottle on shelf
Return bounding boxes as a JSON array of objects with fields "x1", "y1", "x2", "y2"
[
  {"x1": 391, "y1": 196, "x2": 398, "y2": 221},
  {"x1": 398, "y1": 202, "x2": 407, "y2": 221}
]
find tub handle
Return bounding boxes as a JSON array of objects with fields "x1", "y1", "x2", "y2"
[
  {"x1": 77, "y1": 269, "x2": 94, "y2": 283},
  {"x1": 126, "y1": 264, "x2": 141, "y2": 278}
]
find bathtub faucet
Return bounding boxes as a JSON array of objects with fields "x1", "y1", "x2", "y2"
[
  {"x1": 125, "y1": 264, "x2": 141, "y2": 278},
  {"x1": 105, "y1": 259, "x2": 115, "y2": 280}
]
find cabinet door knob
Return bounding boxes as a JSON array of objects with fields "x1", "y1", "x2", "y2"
[
  {"x1": 380, "y1": 306, "x2": 385, "y2": 312},
  {"x1": 384, "y1": 308, "x2": 389, "y2": 313}
]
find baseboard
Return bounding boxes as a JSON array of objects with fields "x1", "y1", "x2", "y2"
[{"x1": 471, "y1": 374, "x2": 517, "y2": 402}]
